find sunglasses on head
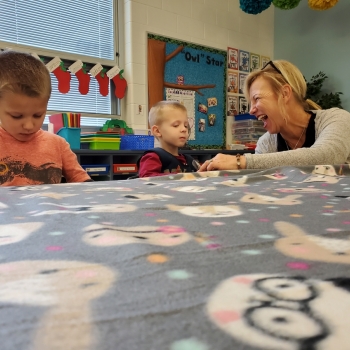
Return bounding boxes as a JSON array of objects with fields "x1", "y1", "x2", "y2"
[{"x1": 261, "y1": 60, "x2": 283, "y2": 75}]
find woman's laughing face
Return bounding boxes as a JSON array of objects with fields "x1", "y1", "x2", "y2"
[{"x1": 249, "y1": 77, "x2": 284, "y2": 134}]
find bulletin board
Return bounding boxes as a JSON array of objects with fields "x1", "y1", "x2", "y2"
[{"x1": 148, "y1": 34, "x2": 227, "y2": 149}]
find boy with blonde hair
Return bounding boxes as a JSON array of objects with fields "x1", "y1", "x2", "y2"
[
  {"x1": 138, "y1": 100, "x2": 198, "y2": 177},
  {"x1": 0, "y1": 50, "x2": 91, "y2": 186}
]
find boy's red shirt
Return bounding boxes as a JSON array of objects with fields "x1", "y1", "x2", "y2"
[
  {"x1": 138, "y1": 152, "x2": 187, "y2": 178},
  {"x1": 0, "y1": 128, "x2": 90, "y2": 186}
]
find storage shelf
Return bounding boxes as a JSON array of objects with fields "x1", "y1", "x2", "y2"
[{"x1": 73, "y1": 149, "x2": 251, "y2": 180}]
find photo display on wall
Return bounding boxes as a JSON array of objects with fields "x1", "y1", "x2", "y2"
[{"x1": 226, "y1": 47, "x2": 270, "y2": 117}]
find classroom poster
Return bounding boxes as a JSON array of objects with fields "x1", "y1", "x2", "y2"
[
  {"x1": 250, "y1": 53, "x2": 260, "y2": 72},
  {"x1": 227, "y1": 71, "x2": 238, "y2": 94},
  {"x1": 148, "y1": 34, "x2": 226, "y2": 147},
  {"x1": 165, "y1": 88, "x2": 195, "y2": 140},
  {"x1": 227, "y1": 47, "x2": 238, "y2": 70},
  {"x1": 261, "y1": 55, "x2": 270, "y2": 69},
  {"x1": 239, "y1": 73, "x2": 248, "y2": 95},
  {"x1": 239, "y1": 50, "x2": 250, "y2": 72},
  {"x1": 227, "y1": 96, "x2": 238, "y2": 116},
  {"x1": 239, "y1": 97, "x2": 249, "y2": 114}
]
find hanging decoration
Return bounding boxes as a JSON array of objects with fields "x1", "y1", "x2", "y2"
[
  {"x1": 108, "y1": 66, "x2": 127, "y2": 99},
  {"x1": 95, "y1": 69, "x2": 109, "y2": 97},
  {"x1": 273, "y1": 0, "x2": 301, "y2": 10},
  {"x1": 308, "y1": 0, "x2": 338, "y2": 10},
  {"x1": 46, "y1": 56, "x2": 71, "y2": 94},
  {"x1": 114, "y1": 70, "x2": 127, "y2": 99},
  {"x1": 239, "y1": 0, "x2": 272, "y2": 15},
  {"x1": 90, "y1": 63, "x2": 109, "y2": 97},
  {"x1": 69, "y1": 60, "x2": 91, "y2": 95},
  {"x1": 26, "y1": 52, "x2": 127, "y2": 98}
]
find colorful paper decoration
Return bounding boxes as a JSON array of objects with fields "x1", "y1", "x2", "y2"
[
  {"x1": 107, "y1": 66, "x2": 127, "y2": 99},
  {"x1": 308, "y1": 0, "x2": 338, "y2": 10},
  {"x1": 239, "y1": 0, "x2": 337, "y2": 13},
  {"x1": 52, "y1": 63, "x2": 71, "y2": 94},
  {"x1": 239, "y1": 0, "x2": 273, "y2": 14},
  {"x1": 113, "y1": 70, "x2": 127, "y2": 99},
  {"x1": 96, "y1": 69, "x2": 109, "y2": 96},
  {"x1": 273, "y1": 0, "x2": 301, "y2": 10},
  {"x1": 46, "y1": 56, "x2": 71, "y2": 94},
  {"x1": 76, "y1": 64, "x2": 91, "y2": 95},
  {"x1": 90, "y1": 63, "x2": 109, "y2": 97},
  {"x1": 69, "y1": 60, "x2": 91, "y2": 95}
]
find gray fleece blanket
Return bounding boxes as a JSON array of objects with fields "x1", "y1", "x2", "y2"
[{"x1": 0, "y1": 164, "x2": 349, "y2": 350}]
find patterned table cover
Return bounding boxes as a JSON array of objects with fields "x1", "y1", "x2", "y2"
[{"x1": 0, "y1": 164, "x2": 349, "y2": 350}]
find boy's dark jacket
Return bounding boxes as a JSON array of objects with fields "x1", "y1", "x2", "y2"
[{"x1": 135, "y1": 147, "x2": 198, "y2": 177}]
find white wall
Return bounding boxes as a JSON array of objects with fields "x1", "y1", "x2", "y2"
[
  {"x1": 274, "y1": 1, "x2": 350, "y2": 111},
  {"x1": 122, "y1": 0, "x2": 275, "y2": 139}
]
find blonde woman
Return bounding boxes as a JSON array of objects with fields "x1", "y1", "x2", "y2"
[{"x1": 200, "y1": 60, "x2": 350, "y2": 171}]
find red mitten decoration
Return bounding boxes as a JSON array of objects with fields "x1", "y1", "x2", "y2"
[
  {"x1": 52, "y1": 62, "x2": 71, "y2": 94},
  {"x1": 95, "y1": 68, "x2": 109, "y2": 96},
  {"x1": 112, "y1": 69, "x2": 127, "y2": 99},
  {"x1": 75, "y1": 64, "x2": 91, "y2": 95}
]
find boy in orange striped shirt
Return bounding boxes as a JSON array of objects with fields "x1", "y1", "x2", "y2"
[{"x1": 0, "y1": 50, "x2": 90, "y2": 186}]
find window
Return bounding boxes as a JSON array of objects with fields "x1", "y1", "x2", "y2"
[{"x1": 0, "y1": 0, "x2": 118, "y2": 126}]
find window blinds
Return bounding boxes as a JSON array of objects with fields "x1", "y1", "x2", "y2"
[
  {"x1": 0, "y1": 0, "x2": 114, "y2": 61},
  {"x1": 0, "y1": 0, "x2": 116, "y2": 126}
]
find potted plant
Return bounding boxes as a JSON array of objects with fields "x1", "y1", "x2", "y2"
[{"x1": 305, "y1": 72, "x2": 343, "y2": 109}]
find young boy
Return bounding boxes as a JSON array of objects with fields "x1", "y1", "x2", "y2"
[
  {"x1": 0, "y1": 50, "x2": 91, "y2": 186},
  {"x1": 138, "y1": 100, "x2": 198, "y2": 177}
]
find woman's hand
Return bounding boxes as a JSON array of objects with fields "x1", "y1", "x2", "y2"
[{"x1": 198, "y1": 153, "x2": 245, "y2": 171}]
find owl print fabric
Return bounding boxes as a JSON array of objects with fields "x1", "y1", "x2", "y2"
[{"x1": 0, "y1": 164, "x2": 349, "y2": 350}]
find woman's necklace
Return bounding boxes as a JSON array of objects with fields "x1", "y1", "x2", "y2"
[{"x1": 284, "y1": 127, "x2": 306, "y2": 150}]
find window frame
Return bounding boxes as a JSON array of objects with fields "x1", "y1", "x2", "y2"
[{"x1": 0, "y1": 0, "x2": 121, "y2": 124}]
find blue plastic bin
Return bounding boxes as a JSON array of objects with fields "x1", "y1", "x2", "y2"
[
  {"x1": 120, "y1": 135, "x2": 154, "y2": 150},
  {"x1": 234, "y1": 114, "x2": 256, "y2": 121},
  {"x1": 57, "y1": 127, "x2": 81, "y2": 149}
]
